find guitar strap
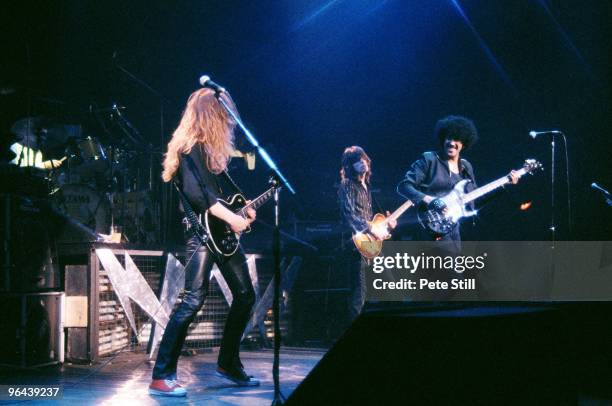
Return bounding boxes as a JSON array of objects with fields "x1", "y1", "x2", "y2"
[
  {"x1": 172, "y1": 179, "x2": 208, "y2": 244},
  {"x1": 222, "y1": 169, "x2": 245, "y2": 196}
]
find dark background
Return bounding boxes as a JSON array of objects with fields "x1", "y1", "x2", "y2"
[{"x1": 2, "y1": 0, "x2": 611, "y2": 242}]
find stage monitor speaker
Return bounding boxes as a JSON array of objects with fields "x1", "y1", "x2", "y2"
[{"x1": 286, "y1": 304, "x2": 612, "y2": 405}]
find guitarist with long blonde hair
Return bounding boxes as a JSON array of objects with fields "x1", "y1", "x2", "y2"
[
  {"x1": 338, "y1": 146, "x2": 396, "y2": 321},
  {"x1": 149, "y1": 88, "x2": 259, "y2": 397}
]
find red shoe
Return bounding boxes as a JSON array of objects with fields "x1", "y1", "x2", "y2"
[{"x1": 149, "y1": 379, "x2": 187, "y2": 397}]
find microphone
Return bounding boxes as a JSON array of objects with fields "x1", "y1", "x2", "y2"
[
  {"x1": 529, "y1": 130, "x2": 563, "y2": 139},
  {"x1": 591, "y1": 182, "x2": 610, "y2": 196},
  {"x1": 199, "y1": 75, "x2": 226, "y2": 94}
]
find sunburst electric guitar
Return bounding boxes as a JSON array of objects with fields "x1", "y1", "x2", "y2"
[{"x1": 352, "y1": 199, "x2": 414, "y2": 259}]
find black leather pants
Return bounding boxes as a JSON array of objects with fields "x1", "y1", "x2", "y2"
[{"x1": 152, "y1": 233, "x2": 256, "y2": 379}]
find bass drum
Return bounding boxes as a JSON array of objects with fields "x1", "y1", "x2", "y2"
[{"x1": 52, "y1": 184, "x2": 110, "y2": 242}]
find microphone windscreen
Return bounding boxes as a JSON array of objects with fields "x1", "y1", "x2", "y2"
[{"x1": 199, "y1": 75, "x2": 210, "y2": 86}]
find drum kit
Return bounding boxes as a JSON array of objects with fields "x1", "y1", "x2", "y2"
[{"x1": 5, "y1": 114, "x2": 159, "y2": 245}]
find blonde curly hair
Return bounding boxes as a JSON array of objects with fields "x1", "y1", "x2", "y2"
[{"x1": 162, "y1": 88, "x2": 238, "y2": 181}]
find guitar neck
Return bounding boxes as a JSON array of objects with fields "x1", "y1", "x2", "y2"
[
  {"x1": 237, "y1": 187, "x2": 277, "y2": 215},
  {"x1": 385, "y1": 199, "x2": 414, "y2": 224},
  {"x1": 463, "y1": 167, "x2": 528, "y2": 204}
]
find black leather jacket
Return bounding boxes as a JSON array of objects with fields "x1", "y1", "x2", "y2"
[{"x1": 397, "y1": 151, "x2": 477, "y2": 204}]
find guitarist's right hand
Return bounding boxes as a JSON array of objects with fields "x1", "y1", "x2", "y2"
[
  {"x1": 370, "y1": 224, "x2": 389, "y2": 241},
  {"x1": 209, "y1": 202, "x2": 250, "y2": 233},
  {"x1": 229, "y1": 214, "x2": 250, "y2": 234},
  {"x1": 428, "y1": 198, "x2": 447, "y2": 213}
]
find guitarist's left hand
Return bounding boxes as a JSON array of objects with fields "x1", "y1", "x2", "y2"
[
  {"x1": 509, "y1": 170, "x2": 520, "y2": 185},
  {"x1": 245, "y1": 201, "x2": 257, "y2": 224},
  {"x1": 386, "y1": 211, "x2": 397, "y2": 230}
]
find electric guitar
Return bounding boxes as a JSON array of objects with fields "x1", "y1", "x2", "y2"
[
  {"x1": 418, "y1": 159, "x2": 542, "y2": 235},
  {"x1": 352, "y1": 199, "x2": 414, "y2": 258},
  {"x1": 205, "y1": 180, "x2": 280, "y2": 256}
]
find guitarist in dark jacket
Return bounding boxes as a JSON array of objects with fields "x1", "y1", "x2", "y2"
[
  {"x1": 338, "y1": 146, "x2": 396, "y2": 321},
  {"x1": 397, "y1": 115, "x2": 518, "y2": 247},
  {"x1": 149, "y1": 88, "x2": 258, "y2": 397}
]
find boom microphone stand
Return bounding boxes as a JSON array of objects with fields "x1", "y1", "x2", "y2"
[{"x1": 205, "y1": 76, "x2": 295, "y2": 405}]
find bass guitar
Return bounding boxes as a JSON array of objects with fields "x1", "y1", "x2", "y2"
[
  {"x1": 352, "y1": 199, "x2": 414, "y2": 258},
  {"x1": 205, "y1": 180, "x2": 280, "y2": 256},
  {"x1": 418, "y1": 159, "x2": 542, "y2": 235}
]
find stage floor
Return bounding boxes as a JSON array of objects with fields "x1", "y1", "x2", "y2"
[{"x1": 0, "y1": 348, "x2": 325, "y2": 405}]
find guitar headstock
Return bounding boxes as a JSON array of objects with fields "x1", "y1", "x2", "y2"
[
  {"x1": 268, "y1": 175, "x2": 282, "y2": 189},
  {"x1": 523, "y1": 159, "x2": 543, "y2": 174}
]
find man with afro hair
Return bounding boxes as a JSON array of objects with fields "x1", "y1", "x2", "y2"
[{"x1": 397, "y1": 115, "x2": 518, "y2": 245}]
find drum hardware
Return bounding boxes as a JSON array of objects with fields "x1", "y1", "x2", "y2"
[
  {"x1": 7, "y1": 109, "x2": 160, "y2": 245},
  {"x1": 111, "y1": 191, "x2": 159, "y2": 244},
  {"x1": 91, "y1": 104, "x2": 126, "y2": 113},
  {"x1": 108, "y1": 103, "x2": 155, "y2": 191}
]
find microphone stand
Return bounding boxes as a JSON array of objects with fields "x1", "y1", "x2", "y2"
[
  {"x1": 214, "y1": 90, "x2": 295, "y2": 406},
  {"x1": 592, "y1": 183, "x2": 612, "y2": 207},
  {"x1": 536, "y1": 131, "x2": 570, "y2": 300},
  {"x1": 550, "y1": 137, "x2": 556, "y2": 243},
  {"x1": 532, "y1": 132, "x2": 570, "y2": 242},
  {"x1": 272, "y1": 186, "x2": 282, "y2": 404}
]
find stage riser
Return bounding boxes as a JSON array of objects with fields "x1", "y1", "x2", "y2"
[{"x1": 61, "y1": 247, "x2": 292, "y2": 362}]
